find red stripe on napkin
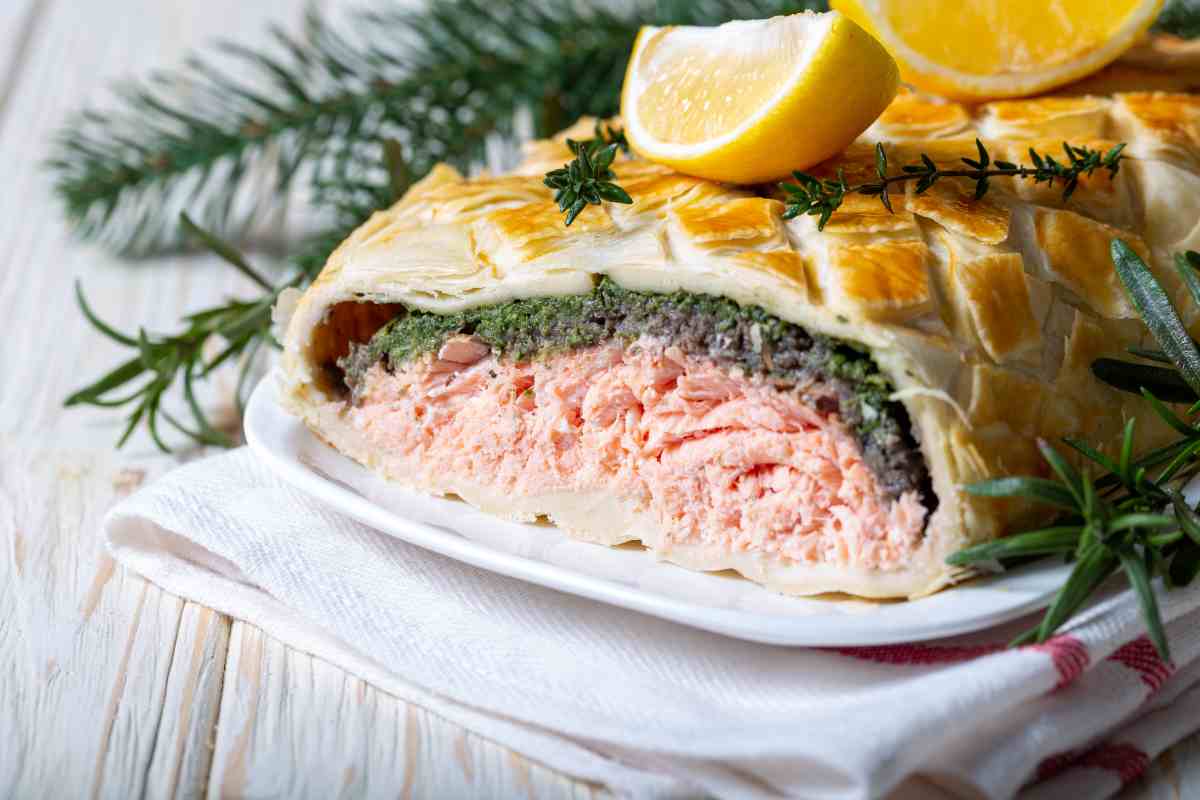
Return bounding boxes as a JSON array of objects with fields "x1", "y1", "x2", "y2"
[
  {"x1": 1036, "y1": 742, "x2": 1150, "y2": 786},
  {"x1": 1107, "y1": 636, "x2": 1174, "y2": 692},
  {"x1": 833, "y1": 634, "x2": 1090, "y2": 689},
  {"x1": 1028, "y1": 635, "x2": 1089, "y2": 689},
  {"x1": 831, "y1": 643, "x2": 1003, "y2": 665}
]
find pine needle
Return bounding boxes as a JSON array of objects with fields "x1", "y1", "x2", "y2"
[{"x1": 46, "y1": 0, "x2": 822, "y2": 256}]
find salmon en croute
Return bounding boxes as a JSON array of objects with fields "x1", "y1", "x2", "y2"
[{"x1": 278, "y1": 91, "x2": 1200, "y2": 599}]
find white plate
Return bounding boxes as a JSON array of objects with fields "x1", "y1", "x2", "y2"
[{"x1": 245, "y1": 373, "x2": 1070, "y2": 646}]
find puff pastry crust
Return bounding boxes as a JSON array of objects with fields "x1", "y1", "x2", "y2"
[{"x1": 278, "y1": 86, "x2": 1200, "y2": 599}]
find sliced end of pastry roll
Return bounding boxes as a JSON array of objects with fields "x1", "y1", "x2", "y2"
[{"x1": 278, "y1": 91, "x2": 1200, "y2": 599}]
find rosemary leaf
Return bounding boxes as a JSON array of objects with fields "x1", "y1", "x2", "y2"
[
  {"x1": 1091, "y1": 358, "x2": 1197, "y2": 404},
  {"x1": 1120, "y1": 418, "x2": 1138, "y2": 486},
  {"x1": 382, "y1": 139, "x2": 411, "y2": 202},
  {"x1": 1036, "y1": 545, "x2": 1119, "y2": 643},
  {"x1": 963, "y1": 476, "x2": 1080, "y2": 511},
  {"x1": 1107, "y1": 513, "x2": 1179, "y2": 533},
  {"x1": 1038, "y1": 439, "x2": 1085, "y2": 507},
  {"x1": 1152, "y1": 438, "x2": 1200, "y2": 486},
  {"x1": 64, "y1": 355, "x2": 146, "y2": 407},
  {"x1": 182, "y1": 361, "x2": 235, "y2": 447},
  {"x1": 1111, "y1": 239, "x2": 1200, "y2": 396},
  {"x1": 1119, "y1": 548, "x2": 1171, "y2": 660},
  {"x1": 180, "y1": 213, "x2": 273, "y2": 291},
  {"x1": 1141, "y1": 388, "x2": 1197, "y2": 436},
  {"x1": 1170, "y1": 540, "x2": 1200, "y2": 587},
  {"x1": 1127, "y1": 347, "x2": 1174, "y2": 364},
  {"x1": 1174, "y1": 251, "x2": 1200, "y2": 308},
  {"x1": 945, "y1": 527, "x2": 1082, "y2": 566},
  {"x1": 73, "y1": 280, "x2": 138, "y2": 347},
  {"x1": 1173, "y1": 491, "x2": 1200, "y2": 547},
  {"x1": 1062, "y1": 437, "x2": 1119, "y2": 478}
]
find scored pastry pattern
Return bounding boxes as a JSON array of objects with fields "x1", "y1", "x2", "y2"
[{"x1": 285, "y1": 90, "x2": 1200, "y2": 595}]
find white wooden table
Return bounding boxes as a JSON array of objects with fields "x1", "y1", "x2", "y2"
[{"x1": 0, "y1": 2, "x2": 1197, "y2": 798}]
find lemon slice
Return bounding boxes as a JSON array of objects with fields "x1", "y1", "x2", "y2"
[
  {"x1": 620, "y1": 12, "x2": 899, "y2": 184},
  {"x1": 833, "y1": 0, "x2": 1164, "y2": 101}
]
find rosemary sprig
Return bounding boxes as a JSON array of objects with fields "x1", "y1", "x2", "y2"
[
  {"x1": 65, "y1": 215, "x2": 294, "y2": 452},
  {"x1": 544, "y1": 123, "x2": 633, "y2": 225},
  {"x1": 64, "y1": 219, "x2": 361, "y2": 454},
  {"x1": 781, "y1": 139, "x2": 1126, "y2": 230},
  {"x1": 65, "y1": 139, "x2": 415, "y2": 451},
  {"x1": 949, "y1": 242, "x2": 1200, "y2": 660}
]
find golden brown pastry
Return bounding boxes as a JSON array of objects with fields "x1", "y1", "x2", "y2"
[{"x1": 277, "y1": 90, "x2": 1200, "y2": 599}]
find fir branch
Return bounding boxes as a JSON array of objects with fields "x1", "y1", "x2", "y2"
[
  {"x1": 47, "y1": 0, "x2": 821, "y2": 256},
  {"x1": 950, "y1": 244, "x2": 1200, "y2": 660},
  {"x1": 1156, "y1": 0, "x2": 1200, "y2": 38},
  {"x1": 46, "y1": 0, "x2": 1196, "y2": 254},
  {"x1": 781, "y1": 140, "x2": 1125, "y2": 231}
]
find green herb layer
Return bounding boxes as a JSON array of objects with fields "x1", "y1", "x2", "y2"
[{"x1": 339, "y1": 279, "x2": 931, "y2": 504}]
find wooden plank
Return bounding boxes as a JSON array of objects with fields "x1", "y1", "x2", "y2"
[
  {"x1": 0, "y1": 2, "x2": 289, "y2": 800},
  {"x1": 0, "y1": 0, "x2": 41, "y2": 114},
  {"x1": 1123, "y1": 732, "x2": 1200, "y2": 800},
  {"x1": 207, "y1": 622, "x2": 602, "y2": 800},
  {"x1": 0, "y1": 446, "x2": 207, "y2": 798},
  {"x1": 143, "y1": 603, "x2": 232, "y2": 800}
]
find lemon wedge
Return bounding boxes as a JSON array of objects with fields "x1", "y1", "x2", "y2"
[
  {"x1": 620, "y1": 12, "x2": 899, "y2": 184},
  {"x1": 833, "y1": 0, "x2": 1164, "y2": 101}
]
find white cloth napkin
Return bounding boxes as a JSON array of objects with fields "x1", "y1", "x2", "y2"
[{"x1": 105, "y1": 448, "x2": 1200, "y2": 800}]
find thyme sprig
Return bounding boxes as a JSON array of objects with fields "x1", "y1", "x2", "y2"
[
  {"x1": 949, "y1": 242, "x2": 1200, "y2": 660},
  {"x1": 544, "y1": 123, "x2": 633, "y2": 226},
  {"x1": 782, "y1": 139, "x2": 1126, "y2": 230}
]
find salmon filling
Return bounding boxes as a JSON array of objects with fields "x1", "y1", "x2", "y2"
[{"x1": 344, "y1": 335, "x2": 929, "y2": 571}]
